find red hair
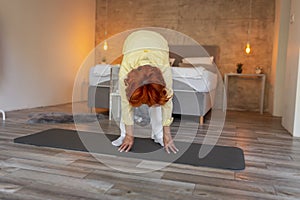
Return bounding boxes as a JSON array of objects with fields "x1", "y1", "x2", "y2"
[{"x1": 124, "y1": 65, "x2": 170, "y2": 107}]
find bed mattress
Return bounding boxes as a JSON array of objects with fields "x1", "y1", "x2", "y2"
[
  {"x1": 89, "y1": 65, "x2": 217, "y2": 92},
  {"x1": 89, "y1": 64, "x2": 111, "y2": 86},
  {"x1": 172, "y1": 65, "x2": 217, "y2": 92}
]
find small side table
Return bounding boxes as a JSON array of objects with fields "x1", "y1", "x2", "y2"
[
  {"x1": 0, "y1": 110, "x2": 5, "y2": 120},
  {"x1": 224, "y1": 73, "x2": 266, "y2": 114}
]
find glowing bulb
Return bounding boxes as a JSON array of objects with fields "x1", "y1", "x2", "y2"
[
  {"x1": 245, "y1": 42, "x2": 251, "y2": 54},
  {"x1": 103, "y1": 40, "x2": 108, "y2": 51}
]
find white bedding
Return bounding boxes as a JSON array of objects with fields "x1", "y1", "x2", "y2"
[
  {"x1": 89, "y1": 64, "x2": 111, "y2": 86},
  {"x1": 172, "y1": 66, "x2": 217, "y2": 92},
  {"x1": 89, "y1": 65, "x2": 218, "y2": 92}
]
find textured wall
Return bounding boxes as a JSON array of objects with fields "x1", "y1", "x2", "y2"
[{"x1": 95, "y1": 0, "x2": 275, "y2": 112}]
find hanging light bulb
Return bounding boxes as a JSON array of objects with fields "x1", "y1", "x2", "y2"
[
  {"x1": 245, "y1": 42, "x2": 251, "y2": 54},
  {"x1": 103, "y1": 40, "x2": 108, "y2": 51},
  {"x1": 245, "y1": 0, "x2": 252, "y2": 54},
  {"x1": 103, "y1": 0, "x2": 108, "y2": 51}
]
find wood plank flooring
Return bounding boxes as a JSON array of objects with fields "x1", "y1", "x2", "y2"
[{"x1": 1, "y1": 103, "x2": 300, "y2": 199}]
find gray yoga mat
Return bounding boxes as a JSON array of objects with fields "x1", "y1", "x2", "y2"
[{"x1": 14, "y1": 128, "x2": 245, "y2": 170}]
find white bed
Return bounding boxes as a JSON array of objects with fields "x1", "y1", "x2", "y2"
[
  {"x1": 169, "y1": 45, "x2": 220, "y2": 124},
  {"x1": 88, "y1": 45, "x2": 220, "y2": 124}
]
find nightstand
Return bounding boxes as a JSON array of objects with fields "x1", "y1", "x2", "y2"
[{"x1": 223, "y1": 73, "x2": 266, "y2": 114}]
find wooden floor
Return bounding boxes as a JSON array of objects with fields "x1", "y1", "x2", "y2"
[{"x1": 1, "y1": 103, "x2": 300, "y2": 200}]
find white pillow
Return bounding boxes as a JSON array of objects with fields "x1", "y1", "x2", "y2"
[
  {"x1": 182, "y1": 56, "x2": 214, "y2": 65},
  {"x1": 169, "y1": 58, "x2": 175, "y2": 66}
]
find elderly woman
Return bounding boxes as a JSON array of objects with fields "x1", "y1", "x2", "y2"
[{"x1": 111, "y1": 30, "x2": 178, "y2": 154}]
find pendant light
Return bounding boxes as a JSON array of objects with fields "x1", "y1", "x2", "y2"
[
  {"x1": 245, "y1": 0, "x2": 252, "y2": 54},
  {"x1": 103, "y1": 0, "x2": 108, "y2": 51}
]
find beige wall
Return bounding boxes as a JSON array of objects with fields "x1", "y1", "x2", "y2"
[
  {"x1": 95, "y1": 0, "x2": 275, "y2": 112},
  {"x1": 0, "y1": 0, "x2": 95, "y2": 111},
  {"x1": 282, "y1": 0, "x2": 300, "y2": 136},
  {"x1": 269, "y1": 0, "x2": 290, "y2": 116}
]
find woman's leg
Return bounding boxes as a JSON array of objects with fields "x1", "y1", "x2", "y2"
[
  {"x1": 111, "y1": 121, "x2": 126, "y2": 146},
  {"x1": 149, "y1": 106, "x2": 164, "y2": 146}
]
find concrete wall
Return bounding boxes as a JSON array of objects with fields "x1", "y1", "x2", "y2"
[
  {"x1": 0, "y1": 0, "x2": 95, "y2": 111},
  {"x1": 95, "y1": 0, "x2": 275, "y2": 112},
  {"x1": 282, "y1": 0, "x2": 300, "y2": 136}
]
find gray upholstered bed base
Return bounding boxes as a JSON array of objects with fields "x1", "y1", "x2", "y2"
[
  {"x1": 173, "y1": 91, "x2": 213, "y2": 119},
  {"x1": 88, "y1": 82, "x2": 110, "y2": 109}
]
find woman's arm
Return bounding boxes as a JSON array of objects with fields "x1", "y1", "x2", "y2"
[
  {"x1": 160, "y1": 59, "x2": 178, "y2": 153},
  {"x1": 119, "y1": 64, "x2": 134, "y2": 126},
  {"x1": 161, "y1": 65, "x2": 174, "y2": 126},
  {"x1": 118, "y1": 58, "x2": 135, "y2": 152}
]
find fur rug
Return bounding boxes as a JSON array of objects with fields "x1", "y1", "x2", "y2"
[
  {"x1": 28, "y1": 106, "x2": 151, "y2": 126},
  {"x1": 27, "y1": 112, "x2": 104, "y2": 124}
]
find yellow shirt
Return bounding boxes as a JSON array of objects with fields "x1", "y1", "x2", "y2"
[{"x1": 119, "y1": 30, "x2": 173, "y2": 126}]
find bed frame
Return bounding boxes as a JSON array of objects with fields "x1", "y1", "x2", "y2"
[{"x1": 88, "y1": 45, "x2": 220, "y2": 125}]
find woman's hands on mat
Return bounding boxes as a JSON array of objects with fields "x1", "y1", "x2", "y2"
[{"x1": 118, "y1": 125, "x2": 179, "y2": 154}]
